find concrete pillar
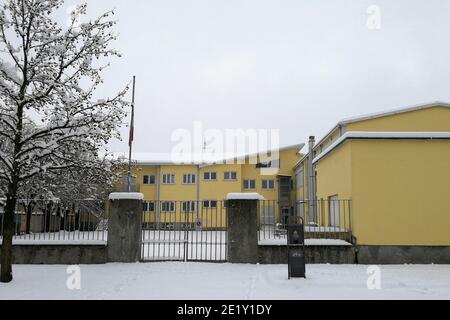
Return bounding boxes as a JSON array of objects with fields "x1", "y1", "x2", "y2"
[
  {"x1": 226, "y1": 193, "x2": 263, "y2": 264},
  {"x1": 107, "y1": 193, "x2": 144, "y2": 263}
]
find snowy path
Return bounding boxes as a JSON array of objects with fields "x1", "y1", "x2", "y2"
[{"x1": 1, "y1": 263, "x2": 450, "y2": 300}]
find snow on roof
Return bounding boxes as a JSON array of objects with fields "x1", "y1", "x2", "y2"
[
  {"x1": 226, "y1": 193, "x2": 265, "y2": 200},
  {"x1": 314, "y1": 101, "x2": 450, "y2": 152},
  {"x1": 109, "y1": 192, "x2": 144, "y2": 201},
  {"x1": 313, "y1": 131, "x2": 450, "y2": 164},
  {"x1": 112, "y1": 143, "x2": 305, "y2": 166},
  {"x1": 339, "y1": 101, "x2": 450, "y2": 125}
]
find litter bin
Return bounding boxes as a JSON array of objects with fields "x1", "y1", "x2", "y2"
[
  {"x1": 288, "y1": 248, "x2": 306, "y2": 278},
  {"x1": 287, "y1": 220, "x2": 306, "y2": 279}
]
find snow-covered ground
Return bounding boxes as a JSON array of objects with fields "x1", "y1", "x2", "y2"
[{"x1": 1, "y1": 263, "x2": 450, "y2": 300}]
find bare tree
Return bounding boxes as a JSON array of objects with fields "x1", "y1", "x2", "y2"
[{"x1": 0, "y1": 0, "x2": 128, "y2": 283}]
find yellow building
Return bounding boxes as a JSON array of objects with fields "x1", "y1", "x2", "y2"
[
  {"x1": 296, "y1": 102, "x2": 450, "y2": 248},
  {"x1": 117, "y1": 101, "x2": 450, "y2": 263},
  {"x1": 125, "y1": 144, "x2": 304, "y2": 229}
]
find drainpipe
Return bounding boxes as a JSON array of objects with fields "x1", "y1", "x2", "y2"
[
  {"x1": 307, "y1": 136, "x2": 316, "y2": 223},
  {"x1": 196, "y1": 165, "x2": 200, "y2": 219},
  {"x1": 156, "y1": 165, "x2": 161, "y2": 226}
]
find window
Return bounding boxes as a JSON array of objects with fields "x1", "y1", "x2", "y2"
[
  {"x1": 224, "y1": 171, "x2": 237, "y2": 180},
  {"x1": 162, "y1": 174, "x2": 176, "y2": 184},
  {"x1": 161, "y1": 201, "x2": 175, "y2": 213},
  {"x1": 243, "y1": 179, "x2": 256, "y2": 190},
  {"x1": 203, "y1": 200, "x2": 217, "y2": 209},
  {"x1": 143, "y1": 175, "x2": 156, "y2": 185},
  {"x1": 262, "y1": 179, "x2": 275, "y2": 190},
  {"x1": 182, "y1": 201, "x2": 196, "y2": 213},
  {"x1": 204, "y1": 172, "x2": 217, "y2": 180},
  {"x1": 144, "y1": 201, "x2": 155, "y2": 212},
  {"x1": 183, "y1": 174, "x2": 196, "y2": 184},
  {"x1": 296, "y1": 170, "x2": 304, "y2": 188}
]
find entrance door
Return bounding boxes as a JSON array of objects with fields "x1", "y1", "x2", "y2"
[{"x1": 328, "y1": 195, "x2": 340, "y2": 228}]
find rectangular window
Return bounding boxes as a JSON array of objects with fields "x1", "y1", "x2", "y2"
[
  {"x1": 224, "y1": 171, "x2": 237, "y2": 180},
  {"x1": 143, "y1": 175, "x2": 156, "y2": 185},
  {"x1": 162, "y1": 174, "x2": 176, "y2": 184},
  {"x1": 262, "y1": 179, "x2": 275, "y2": 190},
  {"x1": 243, "y1": 179, "x2": 256, "y2": 190},
  {"x1": 161, "y1": 201, "x2": 175, "y2": 213},
  {"x1": 182, "y1": 201, "x2": 196, "y2": 213},
  {"x1": 183, "y1": 174, "x2": 196, "y2": 184},
  {"x1": 203, "y1": 200, "x2": 217, "y2": 209},
  {"x1": 144, "y1": 201, "x2": 155, "y2": 212},
  {"x1": 204, "y1": 172, "x2": 217, "y2": 180}
]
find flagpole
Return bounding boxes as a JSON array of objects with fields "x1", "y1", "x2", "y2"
[{"x1": 128, "y1": 75, "x2": 136, "y2": 192}]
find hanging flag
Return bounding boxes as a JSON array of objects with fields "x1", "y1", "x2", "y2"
[{"x1": 129, "y1": 121, "x2": 134, "y2": 147}]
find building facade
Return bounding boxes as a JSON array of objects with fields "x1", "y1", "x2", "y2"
[
  {"x1": 124, "y1": 144, "x2": 303, "y2": 228},
  {"x1": 295, "y1": 102, "x2": 450, "y2": 249}
]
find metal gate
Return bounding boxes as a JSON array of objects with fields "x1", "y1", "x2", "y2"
[{"x1": 140, "y1": 201, "x2": 228, "y2": 262}]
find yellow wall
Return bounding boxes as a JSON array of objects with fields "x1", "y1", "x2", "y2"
[
  {"x1": 315, "y1": 138, "x2": 450, "y2": 245},
  {"x1": 159, "y1": 165, "x2": 197, "y2": 201},
  {"x1": 350, "y1": 139, "x2": 450, "y2": 245},
  {"x1": 346, "y1": 106, "x2": 450, "y2": 132},
  {"x1": 199, "y1": 163, "x2": 242, "y2": 201},
  {"x1": 316, "y1": 142, "x2": 353, "y2": 201},
  {"x1": 315, "y1": 142, "x2": 353, "y2": 228}
]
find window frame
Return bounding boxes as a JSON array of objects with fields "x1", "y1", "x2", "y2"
[
  {"x1": 161, "y1": 201, "x2": 176, "y2": 213},
  {"x1": 182, "y1": 201, "x2": 196, "y2": 213},
  {"x1": 182, "y1": 173, "x2": 196, "y2": 185},
  {"x1": 143, "y1": 175, "x2": 156, "y2": 185},
  {"x1": 224, "y1": 171, "x2": 237, "y2": 181},
  {"x1": 243, "y1": 179, "x2": 256, "y2": 190},
  {"x1": 144, "y1": 201, "x2": 155, "y2": 212},
  {"x1": 203, "y1": 200, "x2": 218, "y2": 209},
  {"x1": 162, "y1": 174, "x2": 176, "y2": 185},
  {"x1": 262, "y1": 179, "x2": 275, "y2": 190},
  {"x1": 204, "y1": 172, "x2": 217, "y2": 181}
]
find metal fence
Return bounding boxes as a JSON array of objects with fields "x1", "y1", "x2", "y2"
[
  {"x1": 141, "y1": 200, "x2": 227, "y2": 262},
  {"x1": 258, "y1": 199, "x2": 352, "y2": 244},
  {"x1": 0, "y1": 199, "x2": 108, "y2": 243}
]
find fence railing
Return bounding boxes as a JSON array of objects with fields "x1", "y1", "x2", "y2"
[
  {"x1": 258, "y1": 199, "x2": 352, "y2": 244},
  {"x1": 141, "y1": 200, "x2": 228, "y2": 262},
  {"x1": 141, "y1": 200, "x2": 227, "y2": 231},
  {"x1": 0, "y1": 199, "x2": 108, "y2": 243}
]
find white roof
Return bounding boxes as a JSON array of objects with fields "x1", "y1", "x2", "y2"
[
  {"x1": 315, "y1": 101, "x2": 450, "y2": 152},
  {"x1": 226, "y1": 193, "x2": 265, "y2": 200},
  {"x1": 313, "y1": 131, "x2": 450, "y2": 164},
  {"x1": 112, "y1": 143, "x2": 304, "y2": 166},
  {"x1": 339, "y1": 101, "x2": 450, "y2": 125},
  {"x1": 109, "y1": 193, "x2": 144, "y2": 200}
]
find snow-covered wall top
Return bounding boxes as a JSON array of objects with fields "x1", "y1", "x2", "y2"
[
  {"x1": 226, "y1": 193, "x2": 264, "y2": 200},
  {"x1": 109, "y1": 193, "x2": 144, "y2": 201},
  {"x1": 313, "y1": 131, "x2": 450, "y2": 164}
]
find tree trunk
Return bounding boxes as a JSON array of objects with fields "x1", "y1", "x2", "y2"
[
  {"x1": 44, "y1": 202, "x2": 52, "y2": 233},
  {"x1": 0, "y1": 183, "x2": 18, "y2": 283},
  {"x1": 25, "y1": 204, "x2": 33, "y2": 234}
]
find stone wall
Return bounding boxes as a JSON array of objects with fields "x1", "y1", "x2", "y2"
[{"x1": 0, "y1": 245, "x2": 107, "y2": 264}]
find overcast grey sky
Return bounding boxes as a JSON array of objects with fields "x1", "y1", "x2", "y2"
[{"x1": 60, "y1": 0, "x2": 450, "y2": 155}]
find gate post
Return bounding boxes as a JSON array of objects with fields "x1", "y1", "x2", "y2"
[
  {"x1": 226, "y1": 193, "x2": 263, "y2": 264},
  {"x1": 107, "y1": 193, "x2": 143, "y2": 263}
]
